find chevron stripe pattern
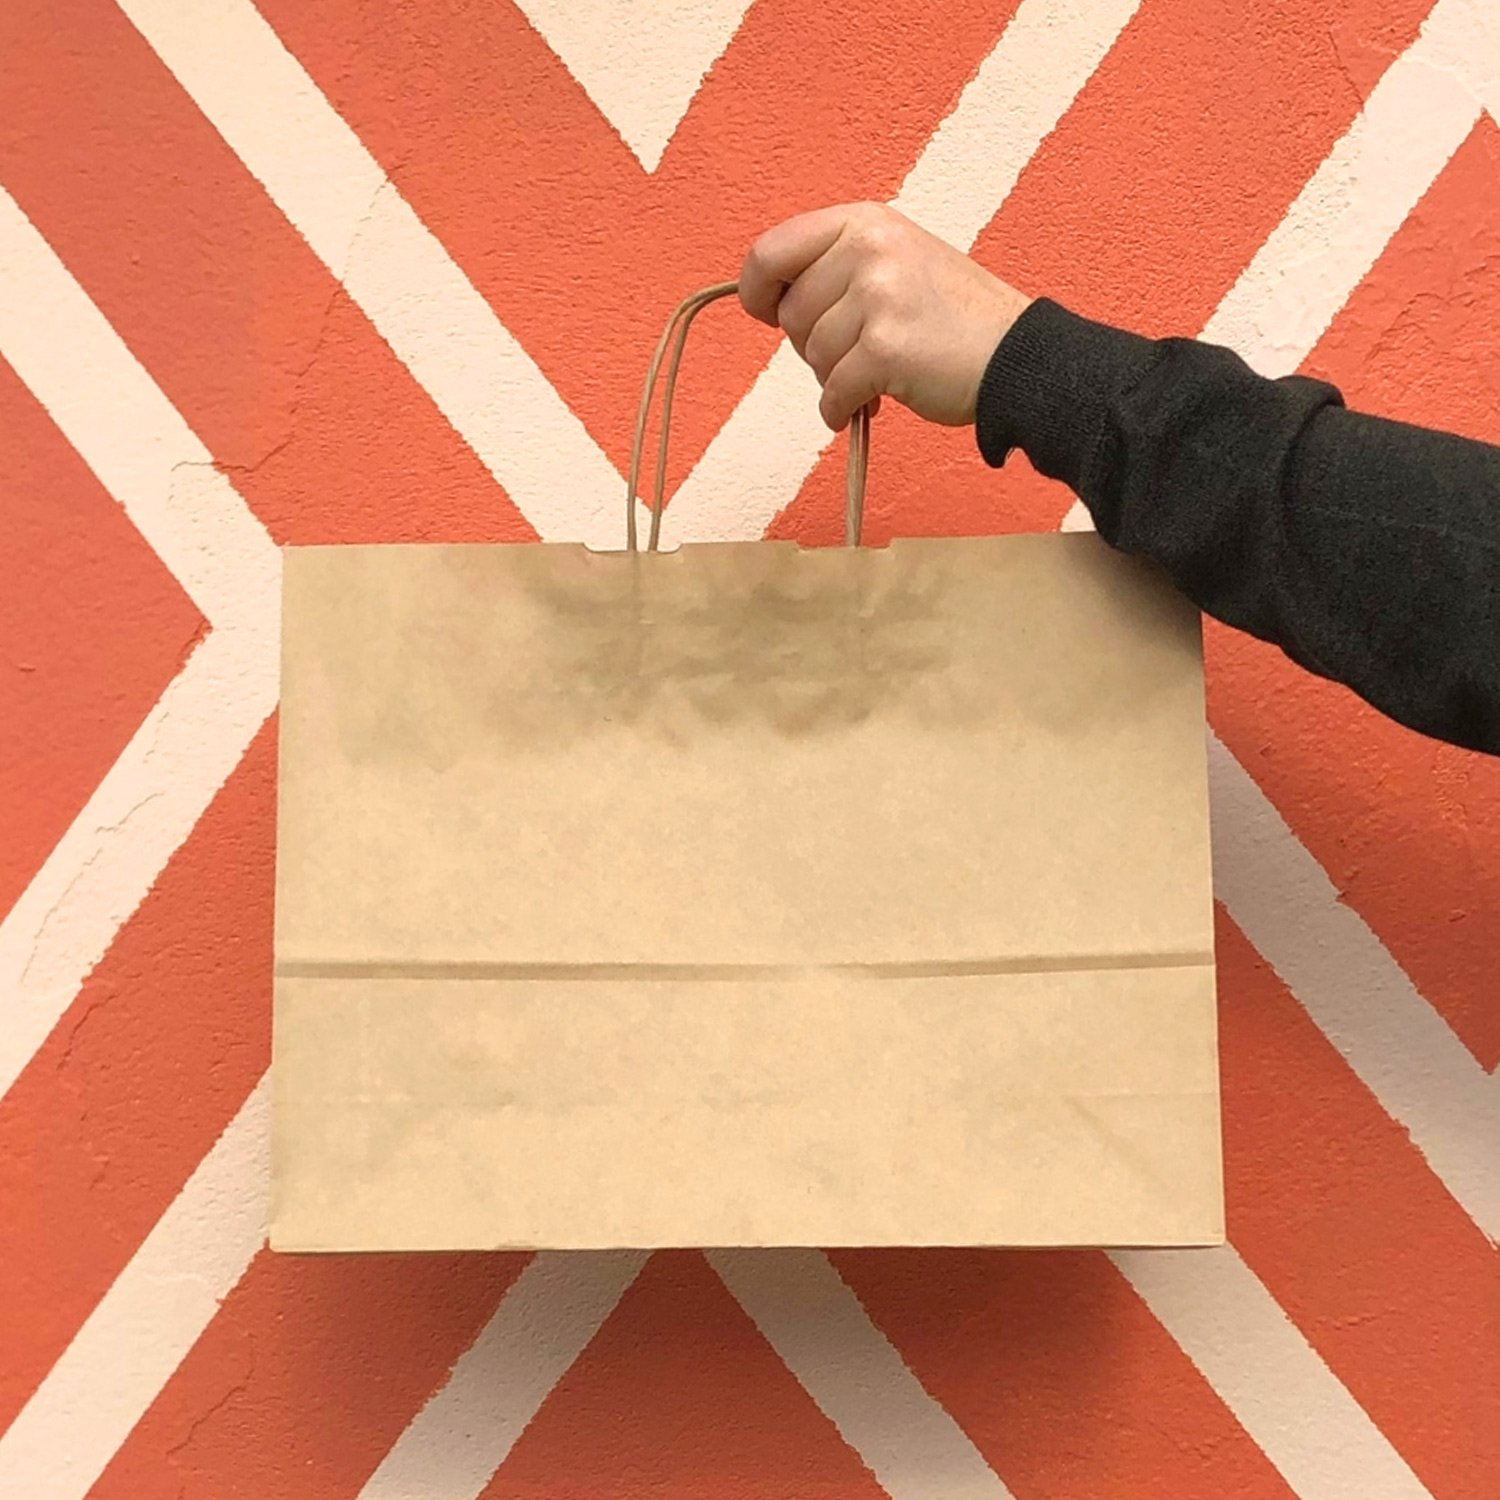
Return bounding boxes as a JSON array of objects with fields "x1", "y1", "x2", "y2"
[{"x1": 1, "y1": 2, "x2": 1497, "y2": 1497}]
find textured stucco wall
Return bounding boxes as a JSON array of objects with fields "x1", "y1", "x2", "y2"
[{"x1": 1, "y1": 1, "x2": 1497, "y2": 1497}]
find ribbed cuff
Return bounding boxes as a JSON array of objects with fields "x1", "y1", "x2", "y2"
[{"x1": 974, "y1": 298, "x2": 1159, "y2": 488}]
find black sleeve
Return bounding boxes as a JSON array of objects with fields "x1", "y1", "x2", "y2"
[{"x1": 975, "y1": 297, "x2": 1500, "y2": 754}]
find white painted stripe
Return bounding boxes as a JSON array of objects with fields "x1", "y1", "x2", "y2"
[
  {"x1": 358, "y1": 1251, "x2": 649, "y2": 1499},
  {"x1": 0, "y1": 629, "x2": 275, "y2": 1100},
  {"x1": 0, "y1": 186, "x2": 279, "y2": 1104},
  {"x1": 1467, "y1": 0, "x2": 1500, "y2": 127},
  {"x1": 0, "y1": 1076, "x2": 269, "y2": 1500},
  {"x1": 117, "y1": 0, "x2": 627, "y2": 550},
  {"x1": 1203, "y1": 0, "x2": 1484, "y2": 376},
  {"x1": 708, "y1": 1249, "x2": 1014, "y2": 1500},
  {"x1": 894, "y1": 0, "x2": 1143, "y2": 247},
  {"x1": 1113, "y1": 1248, "x2": 1432, "y2": 1500},
  {"x1": 1208, "y1": 740, "x2": 1500, "y2": 1240},
  {"x1": 668, "y1": 0, "x2": 1146, "y2": 544},
  {"x1": 0, "y1": 185, "x2": 278, "y2": 630},
  {"x1": 512, "y1": 0, "x2": 752, "y2": 172},
  {"x1": 665, "y1": 340, "x2": 833, "y2": 544}
]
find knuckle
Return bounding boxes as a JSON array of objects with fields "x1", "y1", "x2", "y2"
[
  {"x1": 860, "y1": 321, "x2": 898, "y2": 366},
  {"x1": 847, "y1": 205, "x2": 892, "y2": 251},
  {"x1": 848, "y1": 202, "x2": 900, "y2": 252},
  {"x1": 775, "y1": 288, "x2": 807, "y2": 337},
  {"x1": 850, "y1": 219, "x2": 891, "y2": 258},
  {"x1": 857, "y1": 262, "x2": 902, "y2": 308}
]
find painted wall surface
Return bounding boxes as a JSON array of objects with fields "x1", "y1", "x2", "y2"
[{"x1": 1, "y1": 0, "x2": 1497, "y2": 1496}]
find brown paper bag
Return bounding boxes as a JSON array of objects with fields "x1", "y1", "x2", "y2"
[{"x1": 271, "y1": 286, "x2": 1220, "y2": 1252}]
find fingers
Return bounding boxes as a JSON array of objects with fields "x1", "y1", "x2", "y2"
[
  {"x1": 777, "y1": 253, "x2": 852, "y2": 359},
  {"x1": 801, "y1": 295, "x2": 862, "y2": 383},
  {"x1": 739, "y1": 203, "x2": 909, "y2": 429},
  {"x1": 738, "y1": 205, "x2": 855, "y2": 325},
  {"x1": 819, "y1": 344, "x2": 882, "y2": 432}
]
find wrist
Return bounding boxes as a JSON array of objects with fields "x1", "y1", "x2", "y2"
[
  {"x1": 961, "y1": 288, "x2": 1033, "y2": 425},
  {"x1": 973, "y1": 298, "x2": 1157, "y2": 482}
]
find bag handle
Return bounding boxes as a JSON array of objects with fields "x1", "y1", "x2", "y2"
[{"x1": 625, "y1": 282, "x2": 871, "y2": 551}]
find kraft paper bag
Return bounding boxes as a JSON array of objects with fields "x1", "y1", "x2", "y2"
[{"x1": 270, "y1": 286, "x2": 1221, "y2": 1252}]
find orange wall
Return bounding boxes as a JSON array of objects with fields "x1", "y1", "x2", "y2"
[{"x1": 1, "y1": 1, "x2": 1497, "y2": 1496}]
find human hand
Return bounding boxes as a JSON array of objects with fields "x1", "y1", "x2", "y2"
[{"x1": 739, "y1": 202, "x2": 1031, "y2": 431}]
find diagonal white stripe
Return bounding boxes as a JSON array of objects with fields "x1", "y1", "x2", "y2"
[
  {"x1": 1461, "y1": 0, "x2": 1500, "y2": 123},
  {"x1": 0, "y1": 629, "x2": 274, "y2": 1100},
  {"x1": 513, "y1": 0, "x2": 751, "y2": 172},
  {"x1": 1424, "y1": 0, "x2": 1500, "y2": 123},
  {"x1": 0, "y1": 1076, "x2": 269, "y2": 1500},
  {"x1": 708, "y1": 1250, "x2": 1014, "y2": 1500},
  {"x1": 1059, "y1": 0, "x2": 1483, "y2": 512},
  {"x1": 1113, "y1": 1248, "x2": 1431, "y2": 1500},
  {"x1": 0, "y1": 186, "x2": 279, "y2": 1105},
  {"x1": 1208, "y1": 741, "x2": 1500, "y2": 1240},
  {"x1": 0, "y1": 185, "x2": 278, "y2": 629},
  {"x1": 117, "y1": 0, "x2": 627, "y2": 549},
  {"x1": 667, "y1": 0, "x2": 1146, "y2": 544},
  {"x1": 1200, "y1": 0, "x2": 1486, "y2": 376},
  {"x1": 357, "y1": 1251, "x2": 649, "y2": 1499},
  {"x1": 893, "y1": 0, "x2": 1140, "y2": 246}
]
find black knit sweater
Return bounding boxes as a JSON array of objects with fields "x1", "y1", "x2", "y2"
[{"x1": 975, "y1": 298, "x2": 1500, "y2": 754}]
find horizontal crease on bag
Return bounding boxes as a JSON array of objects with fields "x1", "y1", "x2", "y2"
[{"x1": 274, "y1": 952, "x2": 1214, "y2": 982}]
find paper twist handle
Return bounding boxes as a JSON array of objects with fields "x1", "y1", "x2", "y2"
[{"x1": 625, "y1": 283, "x2": 871, "y2": 550}]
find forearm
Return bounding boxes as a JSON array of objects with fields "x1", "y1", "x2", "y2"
[{"x1": 976, "y1": 299, "x2": 1500, "y2": 753}]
